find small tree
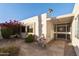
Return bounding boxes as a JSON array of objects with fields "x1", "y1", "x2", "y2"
[{"x1": 1, "y1": 20, "x2": 22, "y2": 38}]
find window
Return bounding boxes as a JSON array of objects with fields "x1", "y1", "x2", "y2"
[
  {"x1": 27, "y1": 25, "x2": 33, "y2": 33},
  {"x1": 21, "y1": 26, "x2": 25, "y2": 32},
  {"x1": 57, "y1": 26, "x2": 66, "y2": 32},
  {"x1": 57, "y1": 34, "x2": 66, "y2": 39},
  {"x1": 67, "y1": 25, "x2": 70, "y2": 32},
  {"x1": 54, "y1": 33, "x2": 66, "y2": 39},
  {"x1": 54, "y1": 24, "x2": 70, "y2": 32}
]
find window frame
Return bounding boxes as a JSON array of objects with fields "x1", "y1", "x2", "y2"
[{"x1": 27, "y1": 25, "x2": 33, "y2": 33}]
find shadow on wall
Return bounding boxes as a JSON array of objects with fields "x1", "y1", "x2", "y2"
[{"x1": 38, "y1": 15, "x2": 42, "y2": 37}]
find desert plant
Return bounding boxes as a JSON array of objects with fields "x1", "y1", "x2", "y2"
[
  {"x1": 0, "y1": 45, "x2": 20, "y2": 56},
  {"x1": 7, "y1": 46, "x2": 20, "y2": 56},
  {"x1": 1, "y1": 28, "x2": 13, "y2": 39},
  {"x1": 25, "y1": 34, "x2": 35, "y2": 43}
]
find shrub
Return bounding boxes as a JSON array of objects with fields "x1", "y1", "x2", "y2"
[
  {"x1": 25, "y1": 34, "x2": 35, "y2": 43},
  {"x1": 0, "y1": 45, "x2": 20, "y2": 56},
  {"x1": 1, "y1": 28, "x2": 13, "y2": 39}
]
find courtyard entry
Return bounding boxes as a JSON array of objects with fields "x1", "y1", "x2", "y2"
[
  {"x1": 50, "y1": 15, "x2": 74, "y2": 41},
  {"x1": 54, "y1": 23, "x2": 71, "y2": 41}
]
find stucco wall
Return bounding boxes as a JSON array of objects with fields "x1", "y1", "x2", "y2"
[
  {"x1": 71, "y1": 14, "x2": 79, "y2": 56},
  {"x1": 20, "y1": 13, "x2": 47, "y2": 38},
  {"x1": 72, "y1": 3, "x2": 79, "y2": 56},
  {"x1": 46, "y1": 21, "x2": 54, "y2": 42},
  {"x1": 20, "y1": 16, "x2": 40, "y2": 37},
  {"x1": 41, "y1": 13, "x2": 47, "y2": 38}
]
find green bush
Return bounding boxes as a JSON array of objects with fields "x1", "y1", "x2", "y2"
[
  {"x1": 0, "y1": 46, "x2": 20, "y2": 56},
  {"x1": 25, "y1": 34, "x2": 35, "y2": 43},
  {"x1": 1, "y1": 28, "x2": 13, "y2": 39}
]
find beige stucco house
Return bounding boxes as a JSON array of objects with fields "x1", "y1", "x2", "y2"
[
  {"x1": 20, "y1": 3, "x2": 79, "y2": 55},
  {"x1": 0, "y1": 3, "x2": 79, "y2": 56}
]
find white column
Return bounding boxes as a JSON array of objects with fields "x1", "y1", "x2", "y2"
[{"x1": 41, "y1": 13, "x2": 47, "y2": 38}]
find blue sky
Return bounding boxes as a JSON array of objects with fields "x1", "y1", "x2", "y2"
[{"x1": 0, "y1": 3, "x2": 74, "y2": 23}]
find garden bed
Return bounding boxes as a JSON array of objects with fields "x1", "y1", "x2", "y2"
[{"x1": 0, "y1": 45, "x2": 20, "y2": 56}]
